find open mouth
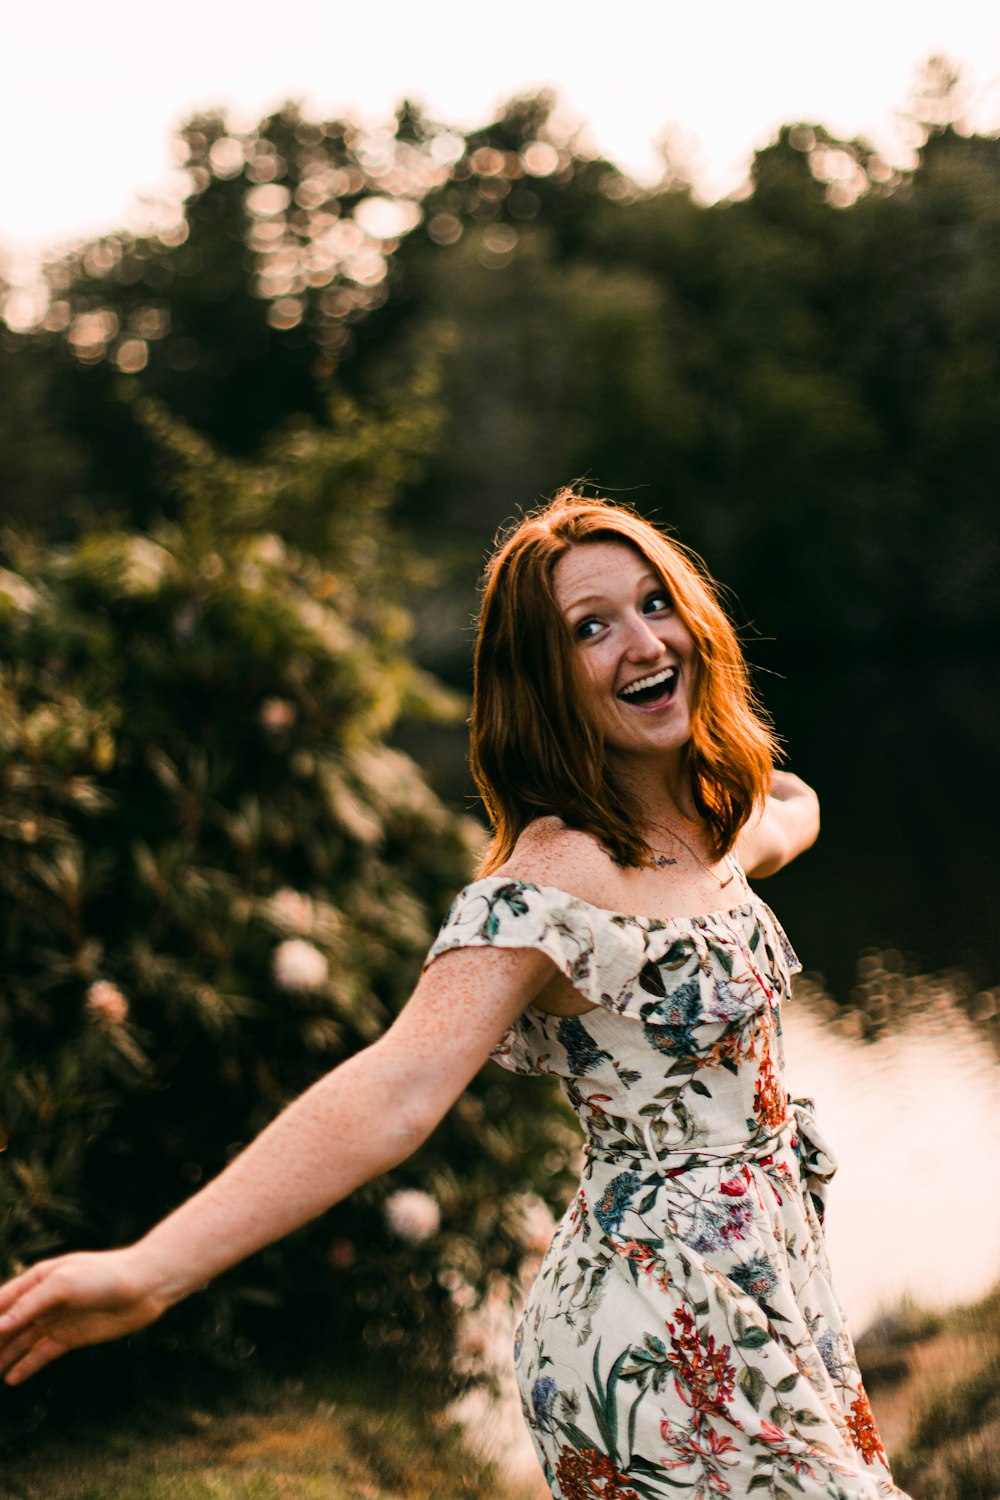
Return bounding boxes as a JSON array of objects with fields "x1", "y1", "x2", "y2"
[{"x1": 617, "y1": 665, "x2": 678, "y2": 707}]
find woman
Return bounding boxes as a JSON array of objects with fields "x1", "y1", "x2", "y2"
[{"x1": 0, "y1": 493, "x2": 904, "y2": 1499}]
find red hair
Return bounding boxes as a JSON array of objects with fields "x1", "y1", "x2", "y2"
[{"x1": 470, "y1": 490, "x2": 777, "y2": 871}]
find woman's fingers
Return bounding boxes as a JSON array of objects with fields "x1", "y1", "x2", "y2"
[
  {"x1": 0, "y1": 1250, "x2": 161, "y2": 1385},
  {"x1": 4, "y1": 1335, "x2": 66, "y2": 1386},
  {"x1": 0, "y1": 1261, "x2": 56, "y2": 1326},
  {"x1": 0, "y1": 1263, "x2": 73, "y2": 1338},
  {"x1": 0, "y1": 1324, "x2": 50, "y2": 1380}
]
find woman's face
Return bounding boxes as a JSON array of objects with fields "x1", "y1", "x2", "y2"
[{"x1": 552, "y1": 540, "x2": 697, "y2": 768}]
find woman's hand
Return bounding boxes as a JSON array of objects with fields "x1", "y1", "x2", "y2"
[
  {"x1": 0, "y1": 1247, "x2": 166, "y2": 1385},
  {"x1": 738, "y1": 770, "x2": 820, "y2": 878}
]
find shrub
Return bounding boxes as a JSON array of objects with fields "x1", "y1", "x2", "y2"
[{"x1": 0, "y1": 391, "x2": 576, "y2": 1439}]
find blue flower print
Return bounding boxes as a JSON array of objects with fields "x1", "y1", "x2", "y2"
[
  {"x1": 531, "y1": 1374, "x2": 558, "y2": 1428},
  {"x1": 640, "y1": 975, "x2": 702, "y2": 1054},
  {"x1": 730, "y1": 1252, "x2": 778, "y2": 1304},
  {"x1": 708, "y1": 977, "x2": 759, "y2": 1023},
  {"x1": 594, "y1": 1171, "x2": 643, "y2": 1235},
  {"x1": 483, "y1": 882, "x2": 531, "y2": 937},
  {"x1": 557, "y1": 1015, "x2": 613, "y2": 1075}
]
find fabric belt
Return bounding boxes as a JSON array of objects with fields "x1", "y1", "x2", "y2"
[
  {"x1": 583, "y1": 1119, "x2": 793, "y2": 1178},
  {"x1": 581, "y1": 1097, "x2": 839, "y2": 1224}
]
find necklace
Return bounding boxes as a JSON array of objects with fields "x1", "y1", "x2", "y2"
[{"x1": 643, "y1": 817, "x2": 735, "y2": 889}]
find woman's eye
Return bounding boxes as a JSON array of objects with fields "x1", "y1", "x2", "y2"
[
  {"x1": 575, "y1": 618, "x2": 603, "y2": 640},
  {"x1": 643, "y1": 591, "x2": 672, "y2": 615}
]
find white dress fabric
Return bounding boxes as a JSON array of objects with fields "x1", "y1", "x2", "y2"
[{"x1": 425, "y1": 876, "x2": 908, "y2": 1500}]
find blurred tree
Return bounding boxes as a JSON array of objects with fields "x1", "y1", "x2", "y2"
[
  {"x1": 374, "y1": 102, "x2": 1000, "y2": 670},
  {"x1": 1, "y1": 94, "x2": 625, "y2": 533},
  {"x1": 0, "y1": 381, "x2": 576, "y2": 1439},
  {"x1": 1, "y1": 71, "x2": 998, "y2": 663}
]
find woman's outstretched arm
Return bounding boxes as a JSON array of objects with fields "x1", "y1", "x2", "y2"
[
  {"x1": 737, "y1": 769, "x2": 820, "y2": 878},
  {"x1": 0, "y1": 943, "x2": 552, "y2": 1386}
]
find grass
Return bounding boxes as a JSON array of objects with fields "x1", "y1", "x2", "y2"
[
  {"x1": 2, "y1": 1286, "x2": 998, "y2": 1500},
  {"x1": 860, "y1": 1285, "x2": 1000, "y2": 1499},
  {"x1": 0, "y1": 1362, "x2": 546, "y2": 1500}
]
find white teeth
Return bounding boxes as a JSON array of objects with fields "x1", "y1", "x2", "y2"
[{"x1": 619, "y1": 666, "x2": 677, "y2": 698}]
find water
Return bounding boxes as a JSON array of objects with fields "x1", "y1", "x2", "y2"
[{"x1": 782, "y1": 986, "x2": 1000, "y2": 1329}]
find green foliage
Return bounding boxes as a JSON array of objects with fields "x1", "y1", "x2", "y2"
[
  {"x1": 7, "y1": 78, "x2": 999, "y2": 657},
  {"x1": 0, "y1": 388, "x2": 577, "y2": 1435},
  {"x1": 391, "y1": 117, "x2": 1000, "y2": 662}
]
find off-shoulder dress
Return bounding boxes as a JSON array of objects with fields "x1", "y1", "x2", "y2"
[{"x1": 424, "y1": 875, "x2": 908, "y2": 1500}]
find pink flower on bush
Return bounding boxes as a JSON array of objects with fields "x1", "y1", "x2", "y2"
[
  {"x1": 383, "y1": 1188, "x2": 441, "y2": 1244},
  {"x1": 510, "y1": 1192, "x2": 556, "y2": 1253},
  {"x1": 328, "y1": 1238, "x2": 356, "y2": 1270},
  {"x1": 86, "y1": 980, "x2": 129, "y2": 1024},
  {"x1": 259, "y1": 696, "x2": 296, "y2": 731},
  {"x1": 270, "y1": 888, "x2": 314, "y2": 933},
  {"x1": 272, "y1": 938, "x2": 328, "y2": 992}
]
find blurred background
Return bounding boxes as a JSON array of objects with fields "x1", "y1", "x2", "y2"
[{"x1": 1, "y1": 4, "x2": 999, "y2": 1496}]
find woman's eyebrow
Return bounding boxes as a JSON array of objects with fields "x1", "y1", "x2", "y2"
[
  {"x1": 565, "y1": 573, "x2": 661, "y2": 608},
  {"x1": 563, "y1": 592, "x2": 607, "y2": 612}
]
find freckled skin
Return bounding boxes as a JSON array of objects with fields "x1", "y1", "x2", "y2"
[{"x1": 0, "y1": 542, "x2": 820, "y2": 1387}]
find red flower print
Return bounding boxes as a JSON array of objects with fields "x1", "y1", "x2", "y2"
[
  {"x1": 752, "y1": 1419, "x2": 823, "y2": 1483},
  {"x1": 846, "y1": 1388, "x2": 888, "y2": 1467},
  {"x1": 613, "y1": 1238, "x2": 671, "y2": 1292},
  {"x1": 752, "y1": 1033, "x2": 787, "y2": 1132},
  {"x1": 554, "y1": 1445, "x2": 640, "y2": 1499},
  {"x1": 660, "y1": 1418, "x2": 739, "y2": 1494},
  {"x1": 668, "y1": 1305, "x2": 736, "y2": 1414},
  {"x1": 756, "y1": 1421, "x2": 788, "y2": 1446},
  {"x1": 719, "y1": 1177, "x2": 746, "y2": 1197}
]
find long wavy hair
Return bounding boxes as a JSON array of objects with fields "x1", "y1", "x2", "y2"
[{"x1": 471, "y1": 490, "x2": 778, "y2": 872}]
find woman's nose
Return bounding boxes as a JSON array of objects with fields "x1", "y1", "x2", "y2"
[{"x1": 622, "y1": 612, "x2": 664, "y2": 658}]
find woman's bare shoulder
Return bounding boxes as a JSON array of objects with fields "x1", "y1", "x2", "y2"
[{"x1": 493, "y1": 818, "x2": 617, "y2": 906}]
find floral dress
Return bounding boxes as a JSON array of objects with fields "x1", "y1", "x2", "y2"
[{"x1": 425, "y1": 877, "x2": 908, "y2": 1500}]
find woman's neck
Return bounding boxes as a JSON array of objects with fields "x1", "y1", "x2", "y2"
[{"x1": 613, "y1": 754, "x2": 698, "y2": 829}]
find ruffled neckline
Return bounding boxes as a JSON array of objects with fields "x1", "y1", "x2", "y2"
[{"x1": 470, "y1": 874, "x2": 760, "y2": 929}]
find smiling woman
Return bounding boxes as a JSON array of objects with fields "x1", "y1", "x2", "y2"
[
  {"x1": 470, "y1": 491, "x2": 778, "y2": 881},
  {"x1": 0, "y1": 489, "x2": 905, "y2": 1500}
]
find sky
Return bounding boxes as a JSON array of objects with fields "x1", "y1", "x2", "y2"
[{"x1": 3, "y1": 0, "x2": 999, "y2": 276}]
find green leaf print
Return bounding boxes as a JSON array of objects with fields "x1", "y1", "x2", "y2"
[
  {"x1": 714, "y1": 944, "x2": 735, "y2": 977},
  {"x1": 662, "y1": 939, "x2": 692, "y2": 968},
  {"x1": 737, "y1": 1325, "x2": 771, "y2": 1349},
  {"x1": 627, "y1": 1388, "x2": 642, "y2": 1461},
  {"x1": 587, "y1": 1387, "x2": 616, "y2": 1457},
  {"x1": 638, "y1": 961, "x2": 667, "y2": 997},
  {"x1": 776, "y1": 1373, "x2": 799, "y2": 1393},
  {"x1": 739, "y1": 1364, "x2": 767, "y2": 1410},
  {"x1": 555, "y1": 1418, "x2": 598, "y2": 1456}
]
